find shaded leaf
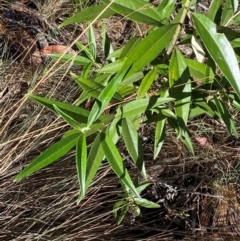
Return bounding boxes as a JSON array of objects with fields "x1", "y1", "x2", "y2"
[
  {"x1": 76, "y1": 134, "x2": 87, "y2": 203},
  {"x1": 122, "y1": 118, "x2": 146, "y2": 178},
  {"x1": 154, "y1": 119, "x2": 166, "y2": 159},
  {"x1": 86, "y1": 133, "x2": 104, "y2": 189},
  {"x1": 100, "y1": 133, "x2": 139, "y2": 197}
]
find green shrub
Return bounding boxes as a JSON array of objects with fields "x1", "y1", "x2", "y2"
[{"x1": 14, "y1": 0, "x2": 240, "y2": 223}]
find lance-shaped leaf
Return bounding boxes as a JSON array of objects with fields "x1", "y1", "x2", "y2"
[
  {"x1": 60, "y1": 4, "x2": 115, "y2": 27},
  {"x1": 115, "y1": 97, "x2": 174, "y2": 119},
  {"x1": 154, "y1": 119, "x2": 166, "y2": 159},
  {"x1": 86, "y1": 133, "x2": 104, "y2": 189},
  {"x1": 221, "y1": 0, "x2": 235, "y2": 26},
  {"x1": 76, "y1": 134, "x2": 87, "y2": 203},
  {"x1": 134, "y1": 197, "x2": 160, "y2": 208},
  {"x1": 122, "y1": 118, "x2": 146, "y2": 179},
  {"x1": 54, "y1": 105, "x2": 82, "y2": 130},
  {"x1": 14, "y1": 133, "x2": 80, "y2": 181},
  {"x1": 124, "y1": 24, "x2": 177, "y2": 76},
  {"x1": 29, "y1": 94, "x2": 89, "y2": 123},
  {"x1": 213, "y1": 97, "x2": 238, "y2": 137},
  {"x1": 169, "y1": 49, "x2": 191, "y2": 127},
  {"x1": 88, "y1": 64, "x2": 131, "y2": 126},
  {"x1": 102, "y1": 0, "x2": 164, "y2": 26},
  {"x1": 137, "y1": 69, "x2": 158, "y2": 99},
  {"x1": 157, "y1": 0, "x2": 176, "y2": 19},
  {"x1": 100, "y1": 133, "x2": 140, "y2": 197},
  {"x1": 207, "y1": 0, "x2": 222, "y2": 22},
  {"x1": 192, "y1": 13, "x2": 240, "y2": 99},
  {"x1": 71, "y1": 73, "x2": 123, "y2": 103}
]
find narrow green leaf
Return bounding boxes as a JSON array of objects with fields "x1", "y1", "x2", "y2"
[
  {"x1": 113, "y1": 200, "x2": 128, "y2": 218},
  {"x1": 115, "y1": 97, "x2": 174, "y2": 119},
  {"x1": 157, "y1": 0, "x2": 176, "y2": 19},
  {"x1": 120, "y1": 37, "x2": 141, "y2": 58},
  {"x1": 108, "y1": 48, "x2": 122, "y2": 59},
  {"x1": 207, "y1": 0, "x2": 222, "y2": 22},
  {"x1": 14, "y1": 133, "x2": 79, "y2": 181},
  {"x1": 54, "y1": 105, "x2": 81, "y2": 130},
  {"x1": 213, "y1": 97, "x2": 238, "y2": 137},
  {"x1": 76, "y1": 41, "x2": 94, "y2": 62},
  {"x1": 154, "y1": 119, "x2": 166, "y2": 159},
  {"x1": 76, "y1": 134, "x2": 87, "y2": 203},
  {"x1": 134, "y1": 197, "x2": 160, "y2": 208},
  {"x1": 101, "y1": 0, "x2": 164, "y2": 26},
  {"x1": 137, "y1": 69, "x2": 158, "y2": 98},
  {"x1": 124, "y1": 24, "x2": 177, "y2": 76},
  {"x1": 102, "y1": 24, "x2": 113, "y2": 59},
  {"x1": 88, "y1": 25, "x2": 97, "y2": 60},
  {"x1": 29, "y1": 94, "x2": 89, "y2": 123},
  {"x1": 186, "y1": 59, "x2": 214, "y2": 83},
  {"x1": 49, "y1": 54, "x2": 92, "y2": 66},
  {"x1": 192, "y1": 13, "x2": 240, "y2": 99},
  {"x1": 86, "y1": 133, "x2": 104, "y2": 189},
  {"x1": 100, "y1": 133, "x2": 140, "y2": 197},
  {"x1": 168, "y1": 118, "x2": 194, "y2": 154},
  {"x1": 60, "y1": 4, "x2": 115, "y2": 27},
  {"x1": 98, "y1": 57, "x2": 127, "y2": 73},
  {"x1": 122, "y1": 118, "x2": 146, "y2": 178},
  {"x1": 81, "y1": 62, "x2": 93, "y2": 79},
  {"x1": 221, "y1": 0, "x2": 234, "y2": 26},
  {"x1": 169, "y1": 49, "x2": 191, "y2": 126},
  {"x1": 231, "y1": 0, "x2": 238, "y2": 13},
  {"x1": 88, "y1": 64, "x2": 131, "y2": 126},
  {"x1": 136, "y1": 183, "x2": 151, "y2": 194},
  {"x1": 71, "y1": 73, "x2": 123, "y2": 103},
  {"x1": 117, "y1": 205, "x2": 128, "y2": 225},
  {"x1": 189, "y1": 106, "x2": 208, "y2": 118}
]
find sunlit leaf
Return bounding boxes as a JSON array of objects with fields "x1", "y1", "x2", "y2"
[
  {"x1": 157, "y1": 0, "x2": 176, "y2": 19},
  {"x1": 213, "y1": 96, "x2": 238, "y2": 137},
  {"x1": 137, "y1": 69, "x2": 158, "y2": 98},
  {"x1": 115, "y1": 97, "x2": 174, "y2": 119},
  {"x1": 14, "y1": 133, "x2": 79, "y2": 181},
  {"x1": 134, "y1": 197, "x2": 160, "y2": 208},
  {"x1": 192, "y1": 13, "x2": 240, "y2": 99},
  {"x1": 221, "y1": 0, "x2": 235, "y2": 26},
  {"x1": 60, "y1": 4, "x2": 115, "y2": 27},
  {"x1": 207, "y1": 0, "x2": 222, "y2": 22},
  {"x1": 49, "y1": 53, "x2": 92, "y2": 66},
  {"x1": 102, "y1": 0, "x2": 164, "y2": 26}
]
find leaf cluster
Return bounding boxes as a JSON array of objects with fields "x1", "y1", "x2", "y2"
[{"x1": 14, "y1": 0, "x2": 240, "y2": 224}]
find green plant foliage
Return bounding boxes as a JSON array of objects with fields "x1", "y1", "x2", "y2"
[{"x1": 15, "y1": 0, "x2": 240, "y2": 224}]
